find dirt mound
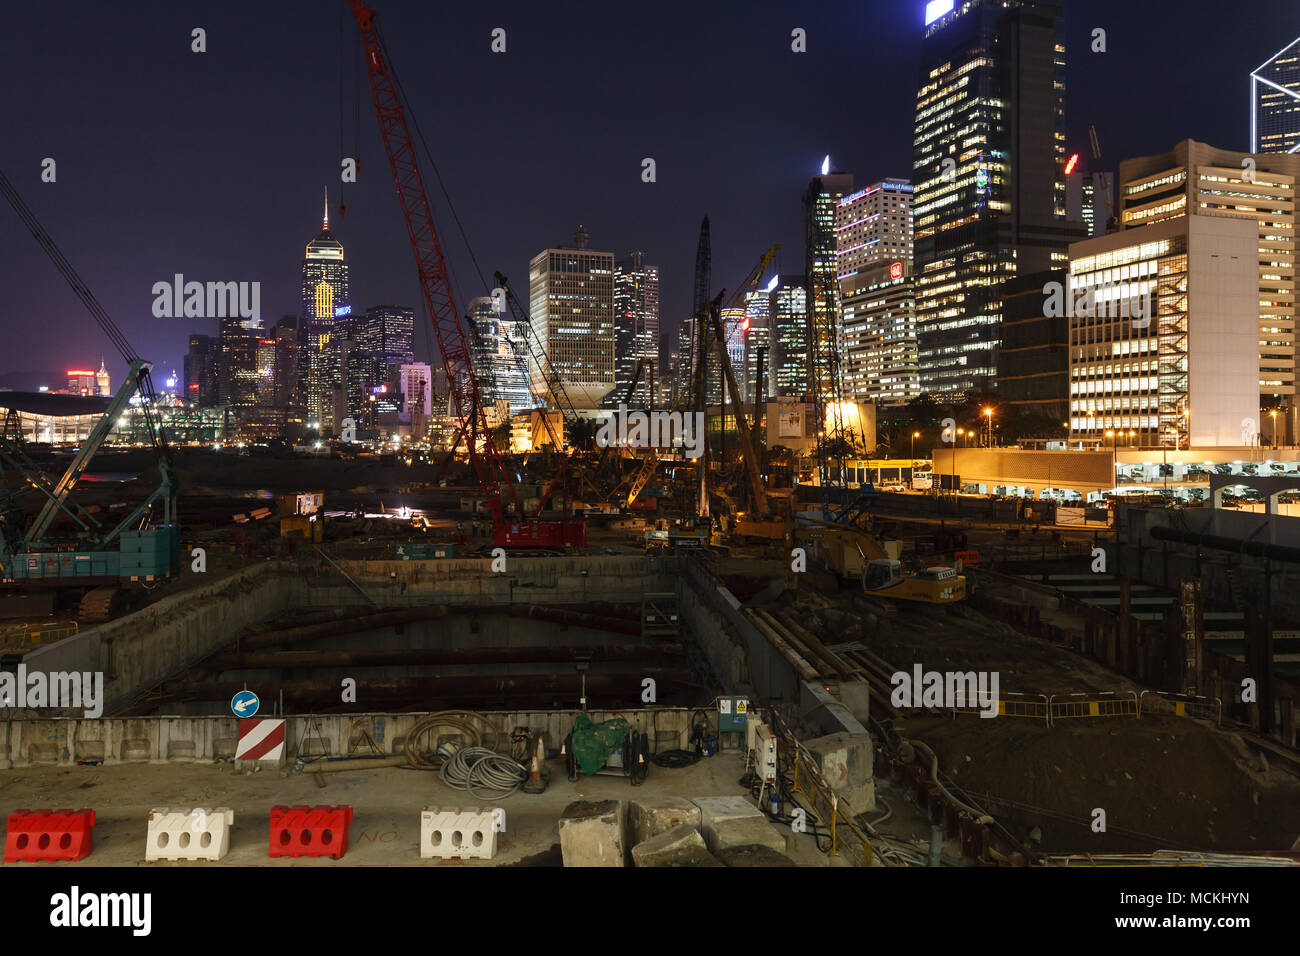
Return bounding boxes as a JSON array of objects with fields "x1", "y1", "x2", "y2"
[{"x1": 900, "y1": 712, "x2": 1300, "y2": 852}]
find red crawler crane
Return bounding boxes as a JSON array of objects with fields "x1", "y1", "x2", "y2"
[{"x1": 348, "y1": 0, "x2": 584, "y2": 548}]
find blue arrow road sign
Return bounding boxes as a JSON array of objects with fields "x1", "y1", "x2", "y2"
[{"x1": 231, "y1": 690, "x2": 260, "y2": 718}]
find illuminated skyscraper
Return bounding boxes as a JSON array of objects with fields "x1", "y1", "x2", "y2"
[
  {"x1": 528, "y1": 226, "x2": 616, "y2": 409},
  {"x1": 771, "y1": 276, "x2": 808, "y2": 398},
  {"x1": 357, "y1": 305, "x2": 415, "y2": 368},
  {"x1": 1252, "y1": 36, "x2": 1300, "y2": 155},
  {"x1": 804, "y1": 163, "x2": 853, "y2": 406},
  {"x1": 1118, "y1": 139, "x2": 1300, "y2": 403},
  {"x1": 300, "y1": 189, "x2": 350, "y2": 431},
  {"x1": 836, "y1": 179, "x2": 914, "y2": 280},
  {"x1": 912, "y1": 0, "x2": 1076, "y2": 396},
  {"x1": 742, "y1": 285, "x2": 774, "y2": 405},
  {"x1": 468, "y1": 295, "x2": 533, "y2": 416},
  {"x1": 842, "y1": 262, "x2": 919, "y2": 407},
  {"x1": 614, "y1": 251, "x2": 660, "y2": 401}
]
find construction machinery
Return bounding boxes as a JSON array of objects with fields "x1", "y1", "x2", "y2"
[
  {"x1": 348, "y1": 0, "x2": 582, "y2": 548},
  {"x1": 794, "y1": 512, "x2": 966, "y2": 605},
  {"x1": 0, "y1": 169, "x2": 178, "y2": 619}
]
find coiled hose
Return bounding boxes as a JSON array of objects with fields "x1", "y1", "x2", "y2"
[
  {"x1": 439, "y1": 746, "x2": 529, "y2": 800},
  {"x1": 404, "y1": 711, "x2": 503, "y2": 770}
]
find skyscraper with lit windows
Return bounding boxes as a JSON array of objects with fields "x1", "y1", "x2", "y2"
[
  {"x1": 300, "y1": 190, "x2": 350, "y2": 431},
  {"x1": 912, "y1": 0, "x2": 1076, "y2": 396},
  {"x1": 1252, "y1": 37, "x2": 1300, "y2": 155}
]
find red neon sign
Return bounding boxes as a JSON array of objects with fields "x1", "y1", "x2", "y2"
[
  {"x1": 1064, "y1": 153, "x2": 1080, "y2": 175},
  {"x1": 889, "y1": 261, "x2": 904, "y2": 280}
]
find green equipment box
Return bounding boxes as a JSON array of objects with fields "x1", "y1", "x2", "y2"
[{"x1": 717, "y1": 696, "x2": 750, "y2": 733}]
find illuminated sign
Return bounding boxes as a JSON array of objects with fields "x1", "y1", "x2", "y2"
[
  {"x1": 1065, "y1": 153, "x2": 1080, "y2": 175},
  {"x1": 889, "y1": 261, "x2": 904, "y2": 280},
  {"x1": 925, "y1": 0, "x2": 955, "y2": 25},
  {"x1": 66, "y1": 370, "x2": 96, "y2": 376},
  {"x1": 975, "y1": 166, "x2": 989, "y2": 189},
  {"x1": 334, "y1": 305, "x2": 352, "y2": 317}
]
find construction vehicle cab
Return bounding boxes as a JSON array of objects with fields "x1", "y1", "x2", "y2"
[{"x1": 863, "y1": 559, "x2": 965, "y2": 604}]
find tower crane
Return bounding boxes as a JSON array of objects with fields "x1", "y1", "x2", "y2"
[{"x1": 347, "y1": 0, "x2": 582, "y2": 547}]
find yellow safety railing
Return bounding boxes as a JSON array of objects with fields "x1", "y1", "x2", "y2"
[
  {"x1": 1, "y1": 621, "x2": 79, "y2": 649},
  {"x1": 774, "y1": 715, "x2": 874, "y2": 867},
  {"x1": 1048, "y1": 692, "x2": 1139, "y2": 725},
  {"x1": 953, "y1": 691, "x2": 1049, "y2": 724},
  {"x1": 1138, "y1": 690, "x2": 1222, "y2": 726}
]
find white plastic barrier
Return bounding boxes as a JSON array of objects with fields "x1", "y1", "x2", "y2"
[
  {"x1": 420, "y1": 807, "x2": 497, "y2": 860},
  {"x1": 146, "y1": 807, "x2": 234, "y2": 861}
]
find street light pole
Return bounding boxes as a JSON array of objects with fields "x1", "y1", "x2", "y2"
[{"x1": 1106, "y1": 429, "x2": 1116, "y2": 496}]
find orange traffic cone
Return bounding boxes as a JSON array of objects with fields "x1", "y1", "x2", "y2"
[{"x1": 524, "y1": 734, "x2": 547, "y2": 793}]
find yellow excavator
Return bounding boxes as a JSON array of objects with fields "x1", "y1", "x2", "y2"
[{"x1": 794, "y1": 514, "x2": 966, "y2": 605}]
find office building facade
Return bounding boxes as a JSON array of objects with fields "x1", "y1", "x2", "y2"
[
  {"x1": 1067, "y1": 216, "x2": 1260, "y2": 448},
  {"x1": 835, "y1": 179, "x2": 914, "y2": 280},
  {"x1": 1118, "y1": 139, "x2": 1300, "y2": 402},
  {"x1": 528, "y1": 226, "x2": 616, "y2": 409},
  {"x1": 771, "y1": 276, "x2": 808, "y2": 399},
  {"x1": 841, "y1": 262, "x2": 919, "y2": 407},
  {"x1": 1252, "y1": 37, "x2": 1300, "y2": 155},
  {"x1": 804, "y1": 168, "x2": 854, "y2": 406},
  {"x1": 613, "y1": 251, "x2": 660, "y2": 401},
  {"x1": 912, "y1": 0, "x2": 1075, "y2": 396}
]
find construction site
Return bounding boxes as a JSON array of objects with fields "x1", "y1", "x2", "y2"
[{"x1": 1, "y1": 1, "x2": 1299, "y2": 876}]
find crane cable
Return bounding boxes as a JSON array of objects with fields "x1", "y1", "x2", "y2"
[{"x1": 0, "y1": 167, "x2": 166, "y2": 452}]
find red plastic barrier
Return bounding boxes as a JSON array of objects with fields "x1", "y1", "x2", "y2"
[
  {"x1": 269, "y1": 804, "x2": 353, "y2": 859},
  {"x1": 5, "y1": 809, "x2": 95, "y2": 862}
]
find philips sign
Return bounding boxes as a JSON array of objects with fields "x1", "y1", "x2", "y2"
[
  {"x1": 925, "y1": 0, "x2": 955, "y2": 25},
  {"x1": 334, "y1": 305, "x2": 352, "y2": 318}
]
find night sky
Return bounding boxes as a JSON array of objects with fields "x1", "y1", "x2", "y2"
[{"x1": 2, "y1": 0, "x2": 1298, "y2": 390}]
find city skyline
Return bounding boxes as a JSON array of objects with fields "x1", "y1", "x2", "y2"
[{"x1": 3, "y1": 0, "x2": 1296, "y2": 392}]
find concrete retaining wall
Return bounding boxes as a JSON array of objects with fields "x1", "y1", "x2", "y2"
[
  {"x1": 297, "y1": 555, "x2": 667, "y2": 608},
  {"x1": 10, "y1": 563, "x2": 293, "y2": 718},
  {"x1": 0, "y1": 707, "x2": 696, "y2": 769}
]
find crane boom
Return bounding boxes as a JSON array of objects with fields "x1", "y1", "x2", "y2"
[{"x1": 349, "y1": 1, "x2": 582, "y2": 546}]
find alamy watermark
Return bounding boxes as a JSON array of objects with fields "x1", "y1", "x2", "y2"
[
  {"x1": 595, "y1": 404, "x2": 704, "y2": 459},
  {"x1": 0, "y1": 665, "x2": 104, "y2": 718},
  {"x1": 890, "y1": 665, "x2": 999, "y2": 718},
  {"x1": 151, "y1": 274, "x2": 260, "y2": 320},
  {"x1": 1043, "y1": 277, "x2": 1152, "y2": 329}
]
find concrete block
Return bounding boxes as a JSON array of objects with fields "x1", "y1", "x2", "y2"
[
  {"x1": 628, "y1": 797, "x2": 701, "y2": 846},
  {"x1": 421, "y1": 807, "x2": 497, "y2": 860},
  {"x1": 716, "y1": 844, "x2": 797, "y2": 867},
  {"x1": 703, "y1": 817, "x2": 786, "y2": 855},
  {"x1": 559, "y1": 800, "x2": 626, "y2": 867},
  {"x1": 690, "y1": 795, "x2": 784, "y2": 854},
  {"x1": 690, "y1": 795, "x2": 764, "y2": 826},
  {"x1": 837, "y1": 682, "x2": 871, "y2": 726},
  {"x1": 631, "y1": 823, "x2": 721, "y2": 867},
  {"x1": 146, "y1": 807, "x2": 233, "y2": 861},
  {"x1": 803, "y1": 731, "x2": 876, "y2": 815}
]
